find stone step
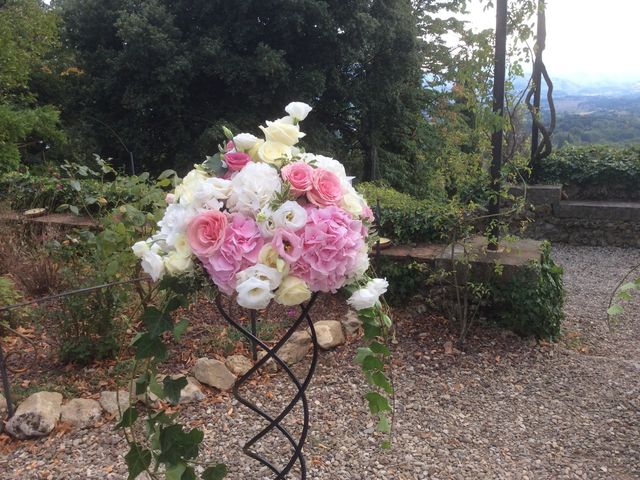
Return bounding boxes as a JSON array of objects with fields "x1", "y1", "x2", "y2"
[{"x1": 554, "y1": 200, "x2": 640, "y2": 222}]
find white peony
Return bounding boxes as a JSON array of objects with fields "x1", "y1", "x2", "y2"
[
  {"x1": 233, "y1": 133, "x2": 259, "y2": 151},
  {"x1": 157, "y1": 203, "x2": 199, "y2": 247},
  {"x1": 227, "y1": 163, "x2": 282, "y2": 216},
  {"x1": 236, "y1": 263, "x2": 283, "y2": 290},
  {"x1": 140, "y1": 244, "x2": 165, "y2": 281},
  {"x1": 272, "y1": 201, "x2": 307, "y2": 231},
  {"x1": 236, "y1": 277, "x2": 274, "y2": 310},
  {"x1": 285, "y1": 102, "x2": 313, "y2": 122}
]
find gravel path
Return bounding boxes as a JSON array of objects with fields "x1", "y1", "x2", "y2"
[{"x1": 2, "y1": 244, "x2": 640, "y2": 479}]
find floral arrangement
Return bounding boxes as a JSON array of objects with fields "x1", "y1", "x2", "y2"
[{"x1": 132, "y1": 102, "x2": 388, "y2": 310}]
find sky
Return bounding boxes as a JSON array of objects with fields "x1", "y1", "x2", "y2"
[{"x1": 463, "y1": 0, "x2": 640, "y2": 82}]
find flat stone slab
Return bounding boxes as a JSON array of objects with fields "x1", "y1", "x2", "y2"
[
  {"x1": 554, "y1": 200, "x2": 640, "y2": 222},
  {"x1": 379, "y1": 243, "x2": 445, "y2": 264},
  {"x1": 509, "y1": 184, "x2": 562, "y2": 205},
  {"x1": 60, "y1": 398, "x2": 102, "y2": 429},
  {"x1": 0, "y1": 212, "x2": 98, "y2": 228}
]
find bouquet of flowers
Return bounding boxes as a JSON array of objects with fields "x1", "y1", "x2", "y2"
[{"x1": 133, "y1": 102, "x2": 387, "y2": 310}]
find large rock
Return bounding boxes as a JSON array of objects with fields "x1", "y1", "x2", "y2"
[
  {"x1": 60, "y1": 398, "x2": 102, "y2": 429},
  {"x1": 99, "y1": 390, "x2": 131, "y2": 417},
  {"x1": 342, "y1": 310, "x2": 362, "y2": 336},
  {"x1": 6, "y1": 391, "x2": 63, "y2": 439},
  {"x1": 192, "y1": 358, "x2": 236, "y2": 391},
  {"x1": 225, "y1": 355, "x2": 253, "y2": 377},
  {"x1": 312, "y1": 320, "x2": 346, "y2": 350}
]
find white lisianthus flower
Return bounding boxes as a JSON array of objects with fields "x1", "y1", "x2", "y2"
[
  {"x1": 347, "y1": 286, "x2": 378, "y2": 311},
  {"x1": 236, "y1": 263, "x2": 283, "y2": 290},
  {"x1": 273, "y1": 201, "x2": 307, "y2": 230},
  {"x1": 164, "y1": 250, "x2": 193, "y2": 275},
  {"x1": 227, "y1": 162, "x2": 282, "y2": 216},
  {"x1": 132, "y1": 240, "x2": 150, "y2": 258},
  {"x1": 258, "y1": 141, "x2": 293, "y2": 165},
  {"x1": 258, "y1": 244, "x2": 289, "y2": 274},
  {"x1": 236, "y1": 277, "x2": 274, "y2": 310},
  {"x1": 275, "y1": 276, "x2": 312, "y2": 306},
  {"x1": 275, "y1": 115, "x2": 295, "y2": 125},
  {"x1": 233, "y1": 133, "x2": 259, "y2": 151},
  {"x1": 140, "y1": 245, "x2": 165, "y2": 281},
  {"x1": 285, "y1": 102, "x2": 313, "y2": 122},
  {"x1": 256, "y1": 206, "x2": 277, "y2": 238},
  {"x1": 260, "y1": 120, "x2": 304, "y2": 146},
  {"x1": 347, "y1": 279, "x2": 388, "y2": 311}
]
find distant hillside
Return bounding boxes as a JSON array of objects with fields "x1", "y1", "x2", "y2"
[{"x1": 512, "y1": 76, "x2": 640, "y2": 146}]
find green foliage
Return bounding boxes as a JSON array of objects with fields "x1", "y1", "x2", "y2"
[
  {"x1": 537, "y1": 145, "x2": 640, "y2": 199},
  {"x1": 375, "y1": 259, "x2": 433, "y2": 305},
  {"x1": 490, "y1": 242, "x2": 564, "y2": 339},
  {"x1": 0, "y1": 275, "x2": 30, "y2": 328},
  {"x1": 357, "y1": 182, "x2": 458, "y2": 244}
]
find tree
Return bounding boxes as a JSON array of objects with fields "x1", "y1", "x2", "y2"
[{"x1": 0, "y1": 0, "x2": 64, "y2": 173}]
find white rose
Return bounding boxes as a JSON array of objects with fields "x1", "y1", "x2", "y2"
[
  {"x1": 140, "y1": 247, "x2": 165, "y2": 281},
  {"x1": 275, "y1": 115, "x2": 295, "y2": 125},
  {"x1": 257, "y1": 141, "x2": 293, "y2": 165},
  {"x1": 236, "y1": 277, "x2": 274, "y2": 310},
  {"x1": 340, "y1": 191, "x2": 364, "y2": 217},
  {"x1": 233, "y1": 133, "x2": 259, "y2": 151},
  {"x1": 260, "y1": 121, "x2": 304, "y2": 146},
  {"x1": 273, "y1": 201, "x2": 307, "y2": 230},
  {"x1": 208, "y1": 177, "x2": 233, "y2": 200},
  {"x1": 285, "y1": 102, "x2": 313, "y2": 122},
  {"x1": 227, "y1": 162, "x2": 282, "y2": 216},
  {"x1": 347, "y1": 287, "x2": 378, "y2": 311},
  {"x1": 247, "y1": 139, "x2": 265, "y2": 161},
  {"x1": 275, "y1": 276, "x2": 312, "y2": 306},
  {"x1": 157, "y1": 203, "x2": 199, "y2": 247},
  {"x1": 164, "y1": 250, "x2": 193, "y2": 275},
  {"x1": 236, "y1": 263, "x2": 283, "y2": 290},
  {"x1": 173, "y1": 234, "x2": 192, "y2": 258}
]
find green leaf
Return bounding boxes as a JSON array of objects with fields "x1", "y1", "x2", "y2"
[
  {"x1": 124, "y1": 443, "x2": 151, "y2": 480},
  {"x1": 173, "y1": 318, "x2": 189, "y2": 341},
  {"x1": 135, "y1": 374, "x2": 149, "y2": 396},
  {"x1": 377, "y1": 414, "x2": 391, "y2": 433},
  {"x1": 619, "y1": 282, "x2": 638, "y2": 292},
  {"x1": 141, "y1": 306, "x2": 173, "y2": 338},
  {"x1": 372, "y1": 371, "x2": 393, "y2": 394},
  {"x1": 363, "y1": 322, "x2": 382, "y2": 339},
  {"x1": 381, "y1": 439, "x2": 392, "y2": 450},
  {"x1": 163, "y1": 376, "x2": 188, "y2": 405},
  {"x1": 607, "y1": 304, "x2": 624, "y2": 316},
  {"x1": 369, "y1": 341, "x2": 390, "y2": 356},
  {"x1": 115, "y1": 406, "x2": 138, "y2": 429},
  {"x1": 380, "y1": 313, "x2": 392, "y2": 328},
  {"x1": 362, "y1": 356, "x2": 384, "y2": 372},
  {"x1": 364, "y1": 392, "x2": 391, "y2": 414},
  {"x1": 149, "y1": 375, "x2": 164, "y2": 400},
  {"x1": 203, "y1": 154, "x2": 226, "y2": 176},
  {"x1": 158, "y1": 169, "x2": 177, "y2": 180},
  {"x1": 354, "y1": 347, "x2": 373, "y2": 364},
  {"x1": 166, "y1": 462, "x2": 187, "y2": 480},
  {"x1": 202, "y1": 464, "x2": 228, "y2": 480},
  {"x1": 158, "y1": 425, "x2": 204, "y2": 464},
  {"x1": 69, "y1": 205, "x2": 80, "y2": 216},
  {"x1": 182, "y1": 466, "x2": 197, "y2": 480},
  {"x1": 69, "y1": 179, "x2": 81, "y2": 191},
  {"x1": 222, "y1": 126, "x2": 233, "y2": 140},
  {"x1": 134, "y1": 333, "x2": 167, "y2": 360}
]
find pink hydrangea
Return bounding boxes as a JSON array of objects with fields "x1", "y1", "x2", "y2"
[
  {"x1": 201, "y1": 213, "x2": 263, "y2": 294},
  {"x1": 292, "y1": 206, "x2": 365, "y2": 292}
]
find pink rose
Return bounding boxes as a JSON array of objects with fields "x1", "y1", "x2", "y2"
[
  {"x1": 281, "y1": 161, "x2": 314, "y2": 195},
  {"x1": 225, "y1": 140, "x2": 235, "y2": 152},
  {"x1": 293, "y1": 206, "x2": 365, "y2": 292},
  {"x1": 187, "y1": 210, "x2": 227, "y2": 257},
  {"x1": 224, "y1": 152, "x2": 251, "y2": 171},
  {"x1": 201, "y1": 213, "x2": 263, "y2": 294},
  {"x1": 307, "y1": 168, "x2": 343, "y2": 207},
  {"x1": 272, "y1": 228, "x2": 303, "y2": 263}
]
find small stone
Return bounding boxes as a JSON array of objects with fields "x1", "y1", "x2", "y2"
[
  {"x1": 192, "y1": 358, "x2": 236, "y2": 391},
  {"x1": 60, "y1": 398, "x2": 102, "y2": 429},
  {"x1": 0, "y1": 393, "x2": 7, "y2": 413},
  {"x1": 342, "y1": 309, "x2": 362, "y2": 335},
  {"x1": 99, "y1": 391, "x2": 131, "y2": 417},
  {"x1": 225, "y1": 355, "x2": 253, "y2": 376},
  {"x1": 278, "y1": 330, "x2": 313, "y2": 365},
  {"x1": 312, "y1": 320, "x2": 346, "y2": 350},
  {"x1": 163, "y1": 375, "x2": 205, "y2": 404},
  {"x1": 257, "y1": 351, "x2": 280, "y2": 373},
  {"x1": 6, "y1": 391, "x2": 63, "y2": 439}
]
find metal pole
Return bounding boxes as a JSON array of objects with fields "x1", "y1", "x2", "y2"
[
  {"x1": 488, "y1": 0, "x2": 508, "y2": 251},
  {"x1": 250, "y1": 310, "x2": 258, "y2": 362}
]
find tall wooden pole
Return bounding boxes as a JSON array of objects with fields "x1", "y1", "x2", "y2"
[{"x1": 488, "y1": 0, "x2": 508, "y2": 251}]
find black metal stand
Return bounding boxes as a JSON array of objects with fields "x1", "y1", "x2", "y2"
[{"x1": 214, "y1": 292, "x2": 320, "y2": 479}]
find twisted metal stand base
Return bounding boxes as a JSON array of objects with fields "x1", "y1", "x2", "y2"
[{"x1": 214, "y1": 293, "x2": 320, "y2": 479}]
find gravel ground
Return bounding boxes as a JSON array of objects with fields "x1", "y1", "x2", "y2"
[{"x1": 2, "y1": 244, "x2": 640, "y2": 479}]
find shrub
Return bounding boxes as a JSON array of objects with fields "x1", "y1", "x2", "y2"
[
  {"x1": 537, "y1": 145, "x2": 640, "y2": 199},
  {"x1": 357, "y1": 182, "x2": 458, "y2": 244},
  {"x1": 489, "y1": 242, "x2": 564, "y2": 339}
]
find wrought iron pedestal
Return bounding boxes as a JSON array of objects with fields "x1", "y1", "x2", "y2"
[{"x1": 214, "y1": 292, "x2": 320, "y2": 479}]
